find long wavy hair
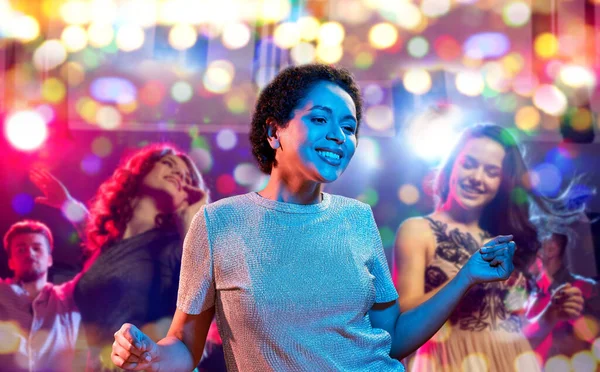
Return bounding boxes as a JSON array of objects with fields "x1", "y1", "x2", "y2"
[
  {"x1": 85, "y1": 144, "x2": 209, "y2": 254},
  {"x1": 434, "y1": 124, "x2": 586, "y2": 273}
]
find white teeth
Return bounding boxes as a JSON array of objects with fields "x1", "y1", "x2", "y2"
[{"x1": 317, "y1": 150, "x2": 341, "y2": 160}]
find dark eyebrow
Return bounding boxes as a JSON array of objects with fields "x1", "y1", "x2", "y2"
[
  {"x1": 465, "y1": 155, "x2": 501, "y2": 170},
  {"x1": 165, "y1": 156, "x2": 192, "y2": 180},
  {"x1": 310, "y1": 105, "x2": 357, "y2": 125}
]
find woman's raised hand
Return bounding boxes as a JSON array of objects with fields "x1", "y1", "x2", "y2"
[{"x1": 29, "y1": 168, "x2": 74, "y2": 209}]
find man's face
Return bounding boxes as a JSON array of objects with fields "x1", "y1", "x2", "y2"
[{"x1": 8, "y1": 233, "x2": 52, "y2": 282}]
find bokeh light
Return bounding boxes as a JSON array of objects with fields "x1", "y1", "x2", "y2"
[
  {"x1": 545, "y1": 355, "x2": 570, "y2": 372},
  {"x1": 421, "y1": 0, "x2": 451, "y2": 18},
  {"x1": 62, "y1": 61, "x2": 86, "y2": 86},
  {"x1": 260, "y1": 0, "x2": 291, "y2": 23},
  {"x1": 216, "y1": 129, "x2": 237, "y2": 150},
  {"x1": 291, "y1": 42, "x2": 316, "y2": 65},
  {"x1": 406, "y1": 104, "x2": 463, "y2": 162},
  {"x1": 5, "y1": 111, "x2": 48, "y2": 151},
  {"x1": 87, "y1": 22, "x2": 114, "y2": 48},
  {"x1": 116, "y1": 24, "x2": 145, "y2": 52},
  {"x1": 571, "y1": 351, "x2": 597, "y2": 372},
  {"x1": 216, "y1": 174, "x2": 237, "y2": 195},
  {"x1": 398, "y1": 184, "x2": 420, "y2": 205},
  {"x1": 222, "y1": 23, "x2": 251, "y2": 49},
  {"x1": 503, "y1": 2, "x2": 531, "y2": 27},
  {"x1": 403, "y1": 69, "x2": 432, "y2": 95},
  {"x1": 358, "y1": 188, "x2": 379, "y2": 206},
  {"x1": 462, "y1": 353, "x2": 489, "y2": 372},
  {"x1": 573, "y1": 316, "x2": 600, "y2": 342},
  {"x1": 559, "y1": 65, "x2": 597, "y2": 89},
  {"x1": 169, "y1": 23, "x2": 197, "y2": 50},
  {"x1": 534, "y1": 33, "x2": 558, "y2": 59},
  {"x1": 318, "y1": 22, "x2": 345, "y2": 46},
  {"x1": 10, "y1": 14, "x2": 40, "y2": 42},
  {"x1": 171, "y1": 81, "x2": 193, "y2": 103},
  {"x1": 203, "y1": 60, "x2": 235, "y2": 94},
  {"x1": 455, "y1": 70, "x2": 485, "y2": 97},
  {"x1": 139, "y1": 80, "x2": 166, "y2": 106},
  {"x1": 12, "y1": 194, "x2": 34, "y2": 215},
  {"x1": 364, "y1": 105, "x2": 394, "y2": 132},
  {"x1": 515, "y1": 106, "x2": 541, "y2": 132},
  {"x1": 369, "y1": 23, "x2": 398, "y2": 50},
  {"x1": 80, "y1": 154, "x2": 102, "y2": 175},
  {"x1": 91, "y1": 77, "x2": 137, "y2": 104},
  {"x1": 394, "y1": 2, "x2": 423, "y2": 30},
  {"x1": 464, "y1": 32, "x2": 510, "y2": 59},
  {"x1": 60, "y1": 0, "x2": 91, "y2": 25},
  {"x1": 61, "y1": 25, "x2": 88, "y2": 52},
  {"x1": 434, "y1": 35, "x2": 461, "y2": 61},
  {"x1": 363, "y1": 84, "x2": 385, "y2": 106},
  {"x1": 91, "y1": 136, "x2": 113, "y2": 158},
  {"x1": 95, "y1": 106, "x2": 122, "y2": 129},
  {"x1": 316, "y1": 44, "x2": 343, "y2": 64},
  {"x1": 274, "y1": 22, "x2": 300, "y2": 49},
  {"x1": 298, "y1": 16, "x2": 320, "y2": 41},
  {"x1": 533, "y1": 85, "x2": 568, "y2": 116},
  {"x1": 531, "y1": 163, "x2": 562, "y2": 196},
  {"x1": 407, "y1": 37, "x2": 429, "y2": 58},
  {"x1": 33, "y1": 40, "x2": 68, "y2": 71},
  {"x1": 514, "y1": 351, "x2": 541, "y2": 372},
  {"x1": 42, "y1": 78, "x2": 67, "y2": 103},
  {"x1": 189, "y1": 147, "x2": 213, "y2": 172}
]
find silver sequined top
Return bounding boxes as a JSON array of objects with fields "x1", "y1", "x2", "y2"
[{"x1": 177, "y1": 192, "x2": 404, "y2": 372}]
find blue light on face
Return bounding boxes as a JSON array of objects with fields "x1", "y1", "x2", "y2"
[{"x1": 464, "y1": 32, "x2": 510, "y2": 59}]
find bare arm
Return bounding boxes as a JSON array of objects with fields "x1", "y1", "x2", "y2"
[
  {"x1": 375, "y1": 233, "x2": 516, "y2": 359},
  {"x1": 371, "y1": 270, "x2": 472, "y2": 359},
  {"x1": 112, "y1": 308, "x2": 214, "y2": 371},
  {"x1": 394, "y1": 218, "x2": 456, "y2": 311}
]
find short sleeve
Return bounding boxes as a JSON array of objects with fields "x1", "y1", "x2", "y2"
[
  {"x1": 364, "y1": 206, "x2": 398, "y2": 304},
  {"x1": 176, "y1": 207, "x2": 216, "y2": 314}
]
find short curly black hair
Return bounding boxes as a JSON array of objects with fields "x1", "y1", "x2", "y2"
[{"x1": 249, "y1": 64, "x2": 363, "y2": 174}]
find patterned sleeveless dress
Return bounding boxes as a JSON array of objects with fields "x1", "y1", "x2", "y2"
[{"x1": 409, "y1": 217, "x2": 542, "y2": 372}]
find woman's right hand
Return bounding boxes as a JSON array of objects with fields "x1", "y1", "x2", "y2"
[
  {"x1": 112, "y1": 323, "x2": 161, "y2": 371},
  {"x1": 29, "y1": 168, "x2": 74, "y2": 209}
]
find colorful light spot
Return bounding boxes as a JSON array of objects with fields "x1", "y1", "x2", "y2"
[{"x1": 5, "y1": 111, "x2": 48, "y2": 151}]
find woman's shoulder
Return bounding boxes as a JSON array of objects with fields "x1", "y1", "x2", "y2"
[{"x1": 398, "y1": 215, "x2": 436, "y2": 234}]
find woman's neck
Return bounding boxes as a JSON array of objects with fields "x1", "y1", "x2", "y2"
[
  {"x1": 123, "y1": 196, "x2": 162, "y2": 239},
  {"x1": 259, "y1": 169, "x2": 323, "y2": 205},
  {"x1": 437, "y1": 198, "x2": 482, "y2": 229}
]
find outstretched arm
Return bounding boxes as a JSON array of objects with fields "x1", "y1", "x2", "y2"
[
  {"x1": 29, "y1": 168, "x2": 89, "y2": 239},
  {"x1": 372, "y1": 236, "x2": 516, "y2": 359}
]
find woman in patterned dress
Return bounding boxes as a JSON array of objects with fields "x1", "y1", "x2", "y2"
[{"x1": 394, "y1": 124, "x2": 585, "y2": 371}]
